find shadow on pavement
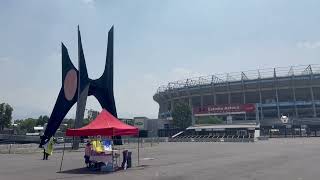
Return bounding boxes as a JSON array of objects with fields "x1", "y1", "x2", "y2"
[
  {"x1": 58, "y1": 165, "x2": 151, "y2": 175},
  {"x1": 58, "y1": 167, "x2": 103, "y2": 175}
]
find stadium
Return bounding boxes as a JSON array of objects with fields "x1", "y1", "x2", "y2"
[{"x1": 153, "y1": 64, "x2": 320, "y2": 137}]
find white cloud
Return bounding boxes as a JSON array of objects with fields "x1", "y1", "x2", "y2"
[
  {"x1": 170, "y1": 67, "x2": 204, "y2": 81},
  {"x1": 143, "y1": 73, "x2": 157, "y2": 81},
  {"x1": 82, "y1": 0, "x2": 95, "y2": 5},
  {"x1": 296, "y1": 41, "x2": 320, "y2": 49},
  {"x1": 114, "y1": 73, "x2": 161, "y2": 119},
  {"x1": 138, "y1": 68, "x2": 205, "y2": 92},
  {"x1": 81, "y1": 0, "x2": 96, "y2": 9},
  {"x1": 0, "y1": 57, "x2": 10, "y2": 63}
]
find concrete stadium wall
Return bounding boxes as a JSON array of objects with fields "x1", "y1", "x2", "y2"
[{"x1": 154, "y1": 73, "x2": 320, "y2": 126}]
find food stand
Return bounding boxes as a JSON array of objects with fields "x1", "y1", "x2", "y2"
[{"x1": 65, "y1": 109, "x2": 139, "y2": 172}]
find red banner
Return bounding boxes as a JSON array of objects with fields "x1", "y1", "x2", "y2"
[{"x1": 193, "y1": 104, "x2": 255, "y2": 115}]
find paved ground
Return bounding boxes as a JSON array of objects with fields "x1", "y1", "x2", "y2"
[{"x1": 1, "y1": 138, "x2": 320, "y2": 180}]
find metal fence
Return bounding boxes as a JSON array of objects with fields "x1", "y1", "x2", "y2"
[
  {"x1": 0, "y1": 143, "x2": 40, "y2": 154},
  {"x1": 169, "y1": 135, "x2": 255, "y2": 143},
  {"x1": 0, "y1": 137, "x2": 169, "y2": 154}
]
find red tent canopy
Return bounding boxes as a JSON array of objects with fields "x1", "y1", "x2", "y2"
[{"x1": 66, "y1": 109, "x2": 138, "y2": 136}]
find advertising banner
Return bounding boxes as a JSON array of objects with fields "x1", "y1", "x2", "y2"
[
  {"x1": 134, "y1": 118, "x2": 146, "y2": 130},
  {"x1": 193, "y1": 104, "x2": 255, "y2": 116}
]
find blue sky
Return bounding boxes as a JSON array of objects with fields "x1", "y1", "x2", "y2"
[{"x1": 1, "y1": 0, "x2": 320, "y2": 120}]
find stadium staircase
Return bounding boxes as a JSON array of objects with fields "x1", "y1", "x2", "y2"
[{"x1": 169, "y1": 131, "x2": 255, "y2": 143}]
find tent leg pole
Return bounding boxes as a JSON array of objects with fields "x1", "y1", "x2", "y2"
[
  {"x1": 112, "y1": 139, "x2": 114, "y2": 171},
  {"x1": 138, "y1": 137, "x2": 140, "y2": 166},
  {"x1": 59, "y1": 141, "x2": 66, "y2": 172}
]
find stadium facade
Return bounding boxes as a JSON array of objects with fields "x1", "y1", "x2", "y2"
[{"x1": 153, "y1": 64, "x2": 320, "y2": 136}]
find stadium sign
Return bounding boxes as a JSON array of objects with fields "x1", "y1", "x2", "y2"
[
  {"x1": 134, "y1": 118, "x2": 146, "y2": 130},
  {"x1": 193, "y1": 103, "x2": 255, "y2": 116},
  {"x1": 135, "y1": 122, "x2": 143, "y2": 126}
]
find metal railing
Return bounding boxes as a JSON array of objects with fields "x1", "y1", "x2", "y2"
[
  {"x1": 155, "y1": 64, "x2": 320, "y2": 94},
  {"x1": 0, "y1": 137, "x2": 169, "y2": 154},
  {"x1": 169, "y1": 135, "x2": 255, "y2": 143}
]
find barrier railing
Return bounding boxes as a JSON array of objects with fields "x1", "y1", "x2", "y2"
[
  {"x1": 0, "y1": 137, "x2": 169, "y2": 154},
  {"x1": 169, "y1": 136, "x2": 255, "y2": 143}
]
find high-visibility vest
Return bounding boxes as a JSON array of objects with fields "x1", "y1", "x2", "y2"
[
  {"x1": 92, "y1": 140, "x2": 103, "y2": 153},
  {"x1": 44, "y1": 139, "x2": 54, "y2": 155}
]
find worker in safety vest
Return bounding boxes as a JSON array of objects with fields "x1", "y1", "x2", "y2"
[
  {"x1": 91, "y1": 139, "x2": 104, "y2": 153},
  {"x1": 43, "y1": 138, "x2": 54, "y2": 160}
]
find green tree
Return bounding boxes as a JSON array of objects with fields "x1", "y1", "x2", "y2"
[
  {"x1": 87, "y1": 109, "x2": 99, "y2": 121},
  {"x1": 0, "y1": 103, "x2": 6, "y2": 130},
  {"x1": 171, "y1": 102, "x2": 192, "y2": 129},
  {"x1": 62, "y1": 117, "x2": 90, "y2": 128},
  {"x1": 83, "y1": 118, "x2": 90, "y2": 126},
  {"x1": 17, "y1": 118, "x2": 37, "y2": 134},
  {"x1": 0, "y1": 103, "x2": 13, "y2": 130},
  {"x1": 36, "y1": 115, "x2": 49, "y2": 126},
  {"x1": 63, "y1": 118, "x2": 75, "y2": 128}
]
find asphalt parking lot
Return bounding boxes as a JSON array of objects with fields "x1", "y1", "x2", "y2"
[{"x1": 1, "y1": 138, "x2": 320, "y2": 180}]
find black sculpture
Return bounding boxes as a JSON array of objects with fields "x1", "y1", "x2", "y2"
[{"x1": 40, "y1": 26, "x2": 117, "y2": 147}]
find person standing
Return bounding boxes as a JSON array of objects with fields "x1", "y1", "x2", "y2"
[
  {"x1": 84, "y1": 142, "x2": 92, "y2": 167},
  {"x1": 43, "y1": 138, "x2": 54, "y2": 160},
  {"x1": 91, "y1": 138, "x2": 103, "y2": 153}
]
